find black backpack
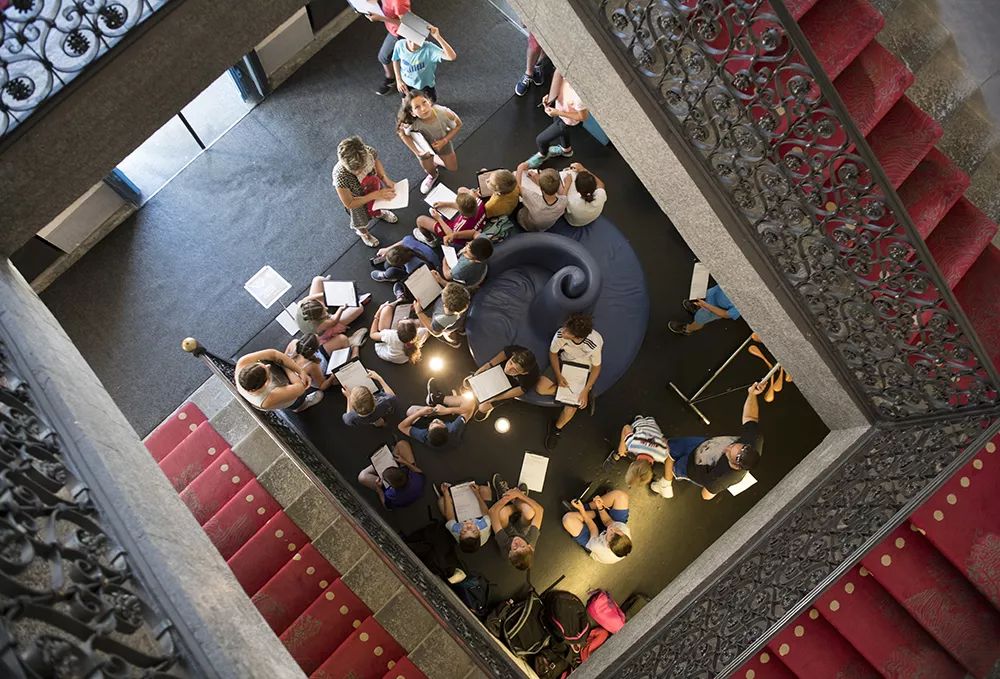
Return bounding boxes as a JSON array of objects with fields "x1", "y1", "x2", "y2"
[
  {"x1": 486, "y1": 591, "x2": 551, "y2": 657},
  {"x1": 543, "y1": 590, "x2": 591, "y2": 655},
  {"x1": 533, "y1": 641, "x2": 573, "y2": 679},
  {"x1": 402, "y1": 521, "x2": 463, "y2": 581},
  {"x1": 451, "y1": 572, "x2": 491, "y2": 619}
]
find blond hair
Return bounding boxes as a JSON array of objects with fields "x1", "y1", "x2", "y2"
[
  {"x1": 625, "y1": 459, "x2": 653, "y2": 488},
  {"x1": 349, "y1": 386, "x2": 375, "y2": 415}
]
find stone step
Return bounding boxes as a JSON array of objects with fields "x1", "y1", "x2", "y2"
[
  {"x1": 870, "y1": 0, "x2": 905, "y2": 17},
  {"x1": 906, "y1": 39, "x2": 980, "y2": 123},
  {"x1": 966, "y1": 151, "x2": 1000, "y2": 245},
  {"x1": 876, "y1": 0, "x2": 950, "y2": 74},
  {"x1": 937, "y1": 99, "x2": 1000, "y2": 176}
]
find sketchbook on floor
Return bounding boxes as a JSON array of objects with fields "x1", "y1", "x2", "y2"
[
  {"x1": 275, "y1": 301, "x2": 300, "y2": 335},
  {"x1": 519, "y1": 451, "x2": 549, "y2": 493},
  {"x1": 450, "y1": 482, "x2": 482, "y2": 522},
  {"x1": 244, "y1": 265, "x2": 291, "y2": 309},
  {"x1": 404, "y1": 265, "x2": 442, "y2": 308}
]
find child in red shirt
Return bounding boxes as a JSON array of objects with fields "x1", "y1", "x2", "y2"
[{"x1": 417, "y1": 191, "x2": 486, "y2": 245}]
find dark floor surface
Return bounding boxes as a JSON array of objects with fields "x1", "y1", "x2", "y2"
[
  {"x1": 235, "y1": 92, "x2": 830, "y2": 605},
  {"x1": 40, "y1": 0, "x2": 525, "y2": 437}
]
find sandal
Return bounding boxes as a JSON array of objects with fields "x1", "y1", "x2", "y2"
[{"x1": 358, "y1": 231, "x2": 380, "y2": 248}]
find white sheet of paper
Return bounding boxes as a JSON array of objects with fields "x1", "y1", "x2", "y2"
[
  {"x1": 555, "y1": 363, "x2": 590, "y2": 406},
  {"x1": 276, "y1": 308, "x2": 299, "y2": 335},
  {"x1": 324, "y1": 347, "x2": 352, "y2": 375},
  {"x1": 468, "y1": 365, "x2": 513, "y2": 403},
  {"x1": 334, "y1": 360, "x2": 378, "y2": 393},
  {"x1": 322, "y1": 280, "x2": 357, "y2": 308},
  {"x1": 689, "y1": 261, "x2": 710, "y2": 301},
  {"x1": 404, "y1": 265, "x2": 443, "y2": 308},
  {"x1": 443, "y1": 245, "x2": 459, "y2": 268},
  {"x1": 244, "y1": 265, "x2": 291, "y2": 309},
  {"x1": 347, "y1": 0, "x2": 381, "y2": 14},
  {"x1": 397, "y1": 12, "x2": 430, "y2": 46},
  {"x1": 372, "y1": 178, "x2": 409, "y2": 210},
  {"x1": 370, "y1": 445, "x2": 398, "y2": 485},
  {"x1": 392, "y1": 303, "x2": 413, "y2": 328},
  {"x1": 424, "y1": 184, "x2": 459, "y2": 219},
  {"x1": 519, "y1": 452, "x2": 549, "y2": 493},
  {"x1": 450, "y1": 482, "x2": 482, "y2": 522},
  {"x1": 728, "y1": 473, "x2": 758, "y2": 496}
]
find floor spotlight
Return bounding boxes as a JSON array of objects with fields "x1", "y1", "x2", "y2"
[
  {"x1": 494, "y1": 417, "x2": 511, "y2": 434},
  {"x1": 429, "y1": 356, "x2": 444, "y2": 372}
]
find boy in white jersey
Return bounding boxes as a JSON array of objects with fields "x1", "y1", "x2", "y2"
[{"x1": 536, "y1": 313, "x2": 603, "y2": 450}]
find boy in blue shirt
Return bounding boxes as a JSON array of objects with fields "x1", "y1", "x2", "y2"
[
  {"x1": 669, "y1": 284, "x2": 741, "y2": 335},
  {"x1": 357, "y1": 440, "x2": 425, "y2": 510},
  {"x1": 392, "y1": 25, "x2": 457, "y2": 101},
  {"x1": 437, "y1": 481, "x2": 493, "y2": 553}
]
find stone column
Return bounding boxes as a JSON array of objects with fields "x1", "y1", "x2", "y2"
[{"x1": 507, "y1": 0, "x2": 868, "y2": 433}]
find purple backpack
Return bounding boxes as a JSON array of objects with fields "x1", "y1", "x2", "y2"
[{"x1": 587, "y1": 590, "x2": 626, "y2": 633}]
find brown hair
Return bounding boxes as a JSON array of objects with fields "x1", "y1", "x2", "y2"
[
  {"x1": 442, "y1": 283, "x2": 471, "y2": 315},
  {"x1": 337, "y1": 136, "x2": 370, "y2": 172},
  {"x1": 458, "y1": 526, "x2": 482, "y2": 553},
  {"x1": 456, "y1": 191, "x2": 479, "y2": 217},
  {"x1": 295, "y1": 334, "x2": 321, "y2": 363},
  {"x1": 385, "y1": 245, "x2": 415, "y2": 268},
  {"x1": 625, "y1": 459, "x2": 653, "y2": 488},
  {"x1": 383, "y1": 466, "x2": 409, "y2": 489},
  {"x1": 396, "y1": 319, "x2": 424, "y2": 363},
  {"x1": 509, "y1": 546, "x2": 534, "y2": 571},
  {"x1": 565, "y1": 313, "x2": 594, "y2": 339},
  {"x1": 575, "y1": 171, "x2": 598, "y2": 203},
  {"x1": 490, "y1": 169, "x2": 517, "y2": 195},
  {"x1": 299, "y1": 299, "x2": 327, "y2": 322},
  {"x1": 538, "y1": 169, "x2": 560, "y2": 196},
  {"x1": 238, "y1": 364, "x2": 267, "y2": 391},
  {"x1": 467, "y1": 237, "x2": 494, "y2": 262},
  {"x1": 608, "y1": 531, "x2": 633, "y2": 558},
  {"x1": 349, "y1": 386, "x2": 375, "y2": 416},
  {"x1": 396, "y1": 89, "x2": 431, "y2": 133}
]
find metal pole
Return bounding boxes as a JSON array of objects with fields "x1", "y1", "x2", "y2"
[
  {"x1": 689, "y1": 334, "x2": 755, "y2": 402},
  {"x1": 176, "y1": 111, "x2": 206, "y2": 150}
]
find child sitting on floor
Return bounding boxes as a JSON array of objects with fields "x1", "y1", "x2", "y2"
[
  {"x1": 370, "y1": 301, "x2": 429, "y2": 365},
  {"x1": 515, "y1": 164, "x2": 570, "y2": 232},
  {"x1": 370, "y1": 229, "x2": 442, "y2": 283},
  {"x1": 432, "y1": 236, "x2": 493, "y2": 288},
  {"x1": 342, "y1": 370, "x2": 397, "y2": 428},
  {"x1": 479, "y1": 169, "x2": 520, "y2": 219},
  {"x1": 416, "y1": 190, "x2": 486, "y2": 245}
]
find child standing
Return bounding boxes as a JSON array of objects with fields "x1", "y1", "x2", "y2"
[
  {"x1": 392, "y1": 25, "x2": 456, "y2": 101},
  {"x1": 526, "y1": 70, "x2": 588, "y2": 169},
  {"x1": 515, "y1": 164, "x2": 570, "y2": 232},
  {"x1": 397, "y1": 90, "x2": 462, "y2": 194},
  {"x1": 417, "y1": 190, "x2": 486, "y2": 245}
]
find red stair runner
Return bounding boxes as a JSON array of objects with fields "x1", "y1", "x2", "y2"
[
  {"x1": 897, "y1": 148, "x2": 970, "y2": 240},
  {"x1": 202, "y1": 478, "x2": 281, "y2": 560},
  {"x1": 252, "y1": 543, "x2": 341, "y2": 635},
  {"x1": 927, "y1": 199, "x2": 999, "y2": 290},
  {"x1": 865, "y1": 97, "x2": 943, "y2": 189},
  {"x1": 798, "y1": 0, "x2": 883, "y2": 79},
  {"x1": 228, "y1": 510, "x2": 310, "y2": 596},
  {"x1": 158, "y1": 420, "x2": 230, "y2": 491},
  {"x1": 310, "y1": 617, "x2": 406, "y2": 679},
  {"x1": 955, "y1": 245, "x2": 1000, "y2": 371},
  {"x1": 767, "y1": 610, "x2": 879, "y2": 678},
  {"x1": 145, "y1": 402, "x2": 206, "y2": 462},
  {"x1": 280, "y1": 579, "x2": 372, "y2": 675},
  {"x1": 834, "y1": 41, "x2": 912, "y2": 137},
  {"x1": 178, "y1": 448, "x2": 251, "y2": 525},
  {"x1": 738, "y1": 650, "x2": 797, "y2": 679},
  {"x1": 379, "y1": 657, "x2": 429, "y2": 679}
]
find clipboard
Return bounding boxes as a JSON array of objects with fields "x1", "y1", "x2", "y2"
[
  {"x1": 398, "y1": 12, "x2": 430, "y2": 46},
  {"x1": 689, "y1": 261, "x2": 710, "y2": 301},
  {"x1": 324, "y1": 347, "x2": 352, "y2": 375},
  {"x1": 334, "y1": 358, "x2": 378, "y2": 394},
  {"x1": 467, "y1": 365, "x2": 514, "y2": 403},
  {"x1": 442, "y1": 245, "x2": 459, "y2": 268},
  {"x1": 322, "y1": 280, "x2": 358, "y2": 308},
  {"x1": 370, "y1": 445, "x2": 398, "y2": 486},
  {"x1": 477, "y1": 168, "x2": 503, "y2": 197},
  {"x1": 519, "y1": 451, "x2": 549, "y2": 493},
  {"x1": 449, "y1": 482, "x2": 482, "y2": 522},
  {"x1": 425, "y1": 184, "x2": 459, "y2": 220},
  {"x1": 404, "y1": 265, "x2": 443, "y2": 308},
  {"x1": 555, "y1": 360, "x2": 590, "y2": 406},
  {"x1": 392, "y1": 303, "x2": 414, "y2": 328}
]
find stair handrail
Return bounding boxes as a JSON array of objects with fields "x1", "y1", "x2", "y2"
[
  {"x1": 184, "y1": 339, "x2": 528, "y2": 679},
  {"x1": 577, "y1": 0, "x2": 1000, "y2": 422}
]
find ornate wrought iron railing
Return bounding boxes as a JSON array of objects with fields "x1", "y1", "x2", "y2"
[
  {"x1": 186, "y1": 343, "x2": 527, "y2": 679},
  {"x1": 0, "y1": 335, "x2": 190, "y2": 678},
  {"x1": 581, "y1": 0, "x2": 1000, "y2": 422},
  {"x1": 1, "y1": 0, "x2": 172, "y2": 140}
]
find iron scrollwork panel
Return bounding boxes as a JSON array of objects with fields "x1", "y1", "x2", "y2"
[
  {"x1": 607, "y1": 415, "x2": 997, "y2": 678},
  {"x1": 1, "y1": 0, "x2": 171, "y2": 140},
  {"x1": 0, "y1": 339, "x2": 187, "y2": 678},
  {"x1": 587, "y1": 0, "x2": 999, "y2": 419},
  {"x1": 201, "y1": 352, "x2": 523, "y2": 679}
]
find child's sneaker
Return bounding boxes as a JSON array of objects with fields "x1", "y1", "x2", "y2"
[
  {"x1": 420, "y1": 173, "x2": 438, "y2": 194},
  {"x1": 650, "y1": 477, "x2": 674, "y2": 498},
  {"x1": 526, "y1": 152, "x2": 549, "y2": 169},
  {"x1": 547, "y1": 145, "x2": 574, "y2": 158},
  {"x1": 515, "y1": 73, "x2": 531, "y2": 97},
  {"x1": 532, "y1": 64, "x2": 545, "y2": 86},
  {"x1": 668, "y1": 321, "x2": 692, "y2": 336},
  {"x1": 376, "y1": 209, "x2": 398, "y2": 223}
]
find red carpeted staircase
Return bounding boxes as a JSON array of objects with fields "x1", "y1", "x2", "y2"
[
  {"x1": 734, "y1": 434, "x2": 1000, "y2": 678},
  {"x1": 774, "y1": 0, "x2": 1000, "y2": 372},
  {"x1": 145, "y1": 401, "x2": 428, "y2": 679}
]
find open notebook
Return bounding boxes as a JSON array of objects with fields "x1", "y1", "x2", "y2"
[
  {"x1": 370, "y1": 445, "x2": 398, "y2": 487},
  {"x1": 449, "y1": 482, "x2": 482, "y2": 522},
  {"x1": 555, "y1": 361, "x2": 590, "y2": 406},
  {"x1": 468, "y1": 365, "x2": 513, "y2": 403},
  {"x1": 404, "y1": 265, "x2": 443, "y2": 308},
  {"x1": 334, "y1": 359, "x2": 377, "y2": 393},
  {"x1": 398, "y1": 12, "x2": 430, "y2": 45}
]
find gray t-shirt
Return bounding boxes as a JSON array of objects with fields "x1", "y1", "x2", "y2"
[
  {"x1": 295, "y1": 305, "x2": 324, "y2": 335},
  {"x1": 517, "y1": 178, "x2": 567, "y2": 232},
  {"x1": 494, "y1": 515, "x2": 540, "y2": 556},
  {"x1": 405, "y1": 105, "x2": 457, "y2": 156},
  {"x1": 450, "y1": 255, "x2": 487, "y2": 287},
  {"x1": 431, "y1": 297, "x2": 462, "y2": 333}
]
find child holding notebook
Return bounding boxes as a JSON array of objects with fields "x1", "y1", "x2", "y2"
[
  {"x1": 416, "y1": 190, "x2": 486, "y2": 245},
  {"x1": 396, "y1": 89, "x2": 462, "y2": 194},
  {"x1": 392, "y1": 24, "x2": 457, "y2": 102},
  {"x1": 413, "y1": 283, "x2": 470, "y2": 348},
  {"x1": 357, "y1": 441, "x2": 425, "y2": 510},
  {"x1": 342, "y1": 370, "x2": 397, "y2": 427},
  {"x1": 437, "y1": 481, "x2": 493, "y2": 552}
]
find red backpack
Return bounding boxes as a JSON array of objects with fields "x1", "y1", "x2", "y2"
[
  {"x1": 586, "y1": 590, "x2": 626, "y2": 633},
  {"x1": 580, "y1": 627, "x2": 611, "y2": 662}
]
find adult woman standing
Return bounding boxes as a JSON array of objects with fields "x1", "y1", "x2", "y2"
[{"x1": 333, "y1": 136, "x2": 399, "y2": 248}]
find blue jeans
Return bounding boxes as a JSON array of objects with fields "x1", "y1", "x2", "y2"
[
  {"x1": 378, "y1": 32, "x2": 401, "y2": 66},
  {"x1": 694, "y1": 285, "x2": 733, "y2": 326},
  {"x1": 668, "y1": 436, "x2": 709, "y2": 481}
]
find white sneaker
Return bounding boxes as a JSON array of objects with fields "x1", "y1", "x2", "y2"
[
  {"x1": 293, "y1": 391, "x2": 324, "y2": 412},
  {"x1": 650, "y1": 478, "x2": 674, "y2": 498},
  {"x1": 348, "y1": 328, "x2": 368, "y2": 348},
  {"x1": 420, "y1": 173, "x2": 438, "y2": 194}
]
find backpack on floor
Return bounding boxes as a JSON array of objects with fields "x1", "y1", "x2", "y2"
[
  {"x1": 402, "y1": 521, "x2": 464, "y2": 581},
  {"x1": 580, "y1": 627, "x2": 611, "y2": 662},
  {"x1": 486, "y1": 591, "x2": 551, "y2": 657},
  {"x1": 482, "y1": 215, "x2": 516, "y2": 243},
  {"x1": 622, "y1": 592, "x2": 650, "y2": 620},
  {"x1": 451, "y1": 572, "x2": 491, "y2": 619},
  {"x1": 543, "y1": 590, "x2": 591, "y2": 654},
  {"x1": 586, "y1": 590, "x2": 626, "y2": 633},
  {"x1": 533, "y1": 641, "x2": 573, "y2": 679}
]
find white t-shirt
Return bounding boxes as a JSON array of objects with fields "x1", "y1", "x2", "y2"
[
  {"x1": 446, "y1": 516, "x2": 492, "y2": 546},
  {"x1": 560, "y1": 170, "x2": 607, "y2": 227},
  {"x1": 550, "y1": 329, "x2": 603, "y2": 367},
  {"x1": 587, "y1": 522, "x2": 631, "y2": 564},
  {"x1": 375, "y1": 327, "x2": 430, "y2": 364}
]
